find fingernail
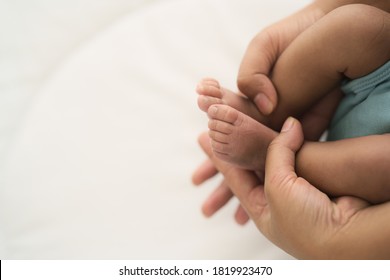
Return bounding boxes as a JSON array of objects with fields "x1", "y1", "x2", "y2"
[
  {"x1": 254, "y1": 93, "x2": 274, "y2": 115},
  {"x1": 281, "y1": 117, "x2": 295, "y2": 132}
]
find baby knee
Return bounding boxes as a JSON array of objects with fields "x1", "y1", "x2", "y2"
[
  {"x1": 326, "y1": 4, "x2": 389, "y2": 40},
  {"x1": 324, "y1": 4, "x2": 390, "y2": 76}
]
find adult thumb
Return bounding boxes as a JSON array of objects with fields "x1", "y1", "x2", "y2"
[{"x1": 264, "y1": 117, "x2": 304, "y2": 202}]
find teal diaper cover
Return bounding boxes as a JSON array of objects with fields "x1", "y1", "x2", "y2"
[{"x1": 327, "y1": 61, "x2": 390, "y2": 141}]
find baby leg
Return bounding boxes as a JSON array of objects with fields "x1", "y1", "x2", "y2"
[
  {"x1": 207, "y1": 104, "x2": 277, "y2": 170},
  {"x1": 273, "y1": 5, "x2": 390, "y2": 202},
  {"x1": 268, "y1": 4, "x2": 390, "y2": 130}
]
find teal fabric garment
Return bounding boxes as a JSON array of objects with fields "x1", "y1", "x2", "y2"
[{"x1": 327, "y1": 61, "x2": 390, "y2": 141}]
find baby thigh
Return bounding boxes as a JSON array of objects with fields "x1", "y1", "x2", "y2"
[{"x1": 270, "y1": 4, "x2": 390, "y2": 126}]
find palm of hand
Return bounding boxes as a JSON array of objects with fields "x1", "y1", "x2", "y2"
[
  {"x1": 197, "y1": 120, "x2": 370, "y2": 259},
  {"x1": 252, "y1": 175, "x2": 369, "y2": 259}
]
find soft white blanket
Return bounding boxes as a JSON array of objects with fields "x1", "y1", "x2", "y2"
[{"x1": 0, "y1": 0, "x2": 309, "y2": 259}]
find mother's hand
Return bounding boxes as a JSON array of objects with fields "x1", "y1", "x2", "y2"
[
  {"x1": 193, "y1": 88, "x2": 342, "y2": 224},
  {"x1": 196, "y1": 118, "x2": 390, "y2": 259},
  {"x1": 237, "y1": 2, "x2": 325, "y2": 115}
]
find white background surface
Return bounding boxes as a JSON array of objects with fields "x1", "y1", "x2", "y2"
[{"x1": 0, "y1": 0, "x2": 310, "y2": 259}]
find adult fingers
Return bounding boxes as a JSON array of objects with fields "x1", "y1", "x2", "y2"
[
  {"x1": 265, "y1": 117, "x2": 304, "y2": 203},
  {"x1": 234, "y1": 205, "x2": 250, "y2": 225},
  {"x1": 197, "y1": 131, "x2": 213, "y2": 157},
  {"x1": 237, "y1": 31, "x2": 278, "y2": 115},
  {"x1": 201, "y1": 180, "x2": 251, "y2": 225},
  {"x1": 197, "y1": 131, "x2": 266, "y2": 215},
  {"x1": 192, "y1": 132, "x2": 220, "y2": 185},
  {"x1": 201, "y1": 180, "x2": 233, "y2": 217},
  {"x1": 192, "y1": 158, "x2": 218, "y2": 186}
]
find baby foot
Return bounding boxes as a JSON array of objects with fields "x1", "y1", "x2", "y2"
[
  {"x1": 207, "y1": 104, "x2": 278, "y2": 171},
  {"x1": 196, "y1": 78, "x2": 267, "y2": 125}
]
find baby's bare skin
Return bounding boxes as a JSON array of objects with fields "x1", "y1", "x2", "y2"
[
  {"x1": 196, "y1": 78, "x2": 264, "y2": 123},
  {"x1": 197, "y1": 79, "x2": 276, "y2": 170},
  {"x1": 208, "y1": 104, "x2": 277, "y2": 171},
  {"x1": 196, "y1": 4, "x2": 390, "y2": 204}
]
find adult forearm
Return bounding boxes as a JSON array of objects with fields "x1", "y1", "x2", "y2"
[{"x1": 296, "y1": 134, "x2": 390, "y2": 204}]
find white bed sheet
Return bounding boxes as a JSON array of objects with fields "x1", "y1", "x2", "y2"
[{"x1": 0, "y1": 0, "x2": 310, "y2": 259}]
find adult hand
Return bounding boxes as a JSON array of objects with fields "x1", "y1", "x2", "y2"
[
  {"x1": 197, "y1": 118, "x2": 390, "y2": 258},
  {"x1": 193, "y1": 88, "x2": 342, "y2": 224},
  {"x1": 192, "y1": 161, "x2": 250, "y2": 224},
  {"x1": 237, "y1": 0, "x2": 390, "y2": 115},
  {"x1": 194, "y1": 0, "x2": 365, "y2": 225},
  {"x1": 194, "y1": 0, "x2": 346, "y2": 221},
  {"x1": 256, "y1": 117, "x2": 369, "y2": 258},
  {"x1": 237, "y1": 2, "x2": 325, "y2": 115}
]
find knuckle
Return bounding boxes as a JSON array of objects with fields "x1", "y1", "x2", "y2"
[
  {"x1": 237, "y1": 73, "x2": 269, "y2": 94},
  {"x1": 266, "y1": 139, "x2": 281, "y2": 155},
  {"x1": 237, "y1": 75, "x2": 252, "y2": 93}
]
